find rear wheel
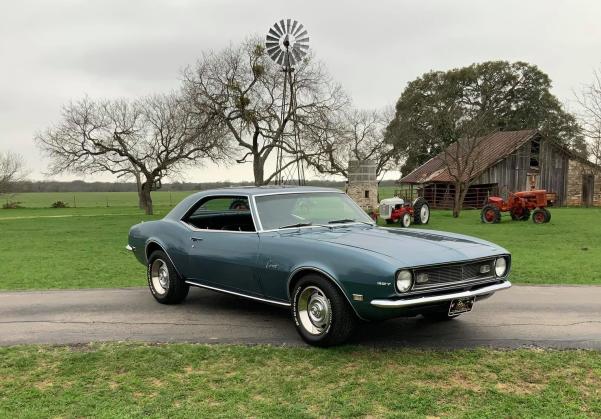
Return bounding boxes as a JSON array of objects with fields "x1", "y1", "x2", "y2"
[
  {"x1": 292, "y1": 275, "x2": 356, "y2": 347},
  {"x1": 413, "y1": 197, "x2": 430, "y2": 224},
  {"x1": 147, "y1": 250, "x2": 189, "y2": 304},
  {"x1": 481, "y1": 205, "x2": 501, "y2": 224}
]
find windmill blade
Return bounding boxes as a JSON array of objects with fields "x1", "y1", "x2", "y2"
[
  {"x1": 296, "y1": 37, "x2": 310, "y2": 45},
  {"x1": 290, "y1": 20, "x2": 298, "y2": 35},
  {"x1": 295, "y1": 29, "x2": 308, "y2": 39},
  {"x1": 277, "y1": 50, "x2": 285, "y2": 66},
  {"x1": 268, "y1": 28, "x2": 281, "y2": 38},
  {"x1": 286, "y1": 18, "x2": 292, "y2": 34},
  {"x1": 279, "y1": 19, "x2": 286, "y2": 35},
  {"x1": 296, "y1": 42, "x2": 309, "y2": 50},
  {"x1": 270, "y1": 23, "x2": 282, "y2": 37},
  {"x1": 290, "y1": 47, "x2": 302, "y2": 63},
  {"x1": 293, "y1": 23, "x2": 304, "y2": 37},
  {"x1": 267, "y1": 45, "x2": 281, "y2": 58},
  {"x1": 266, "y1": 34, "x2": 279, "y2": 43}
]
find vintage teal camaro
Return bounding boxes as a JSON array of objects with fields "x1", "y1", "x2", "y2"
[{"x1": 127, "y1": 186, "x2": 511, "y2": 346}]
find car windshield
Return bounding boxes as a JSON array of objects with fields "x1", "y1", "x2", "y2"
[{"x1": 254, "y1": 192, "x2": 374, "y2": 230}]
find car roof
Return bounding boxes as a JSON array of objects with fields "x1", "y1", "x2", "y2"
[
  {"x1": 164, "y1": 186, "x2": 344, "y2": 221},
  {"x1": 190, "y1": 185, "x2": 342, "y2": 197}
]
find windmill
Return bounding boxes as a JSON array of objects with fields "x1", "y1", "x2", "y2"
[{"x1": 265, "y1": 19, "x2": 309, "y2": 185}]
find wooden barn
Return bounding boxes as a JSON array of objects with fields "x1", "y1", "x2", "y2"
[{"x1": 399, "y1": 129, "x2": 601, "y2": 208}]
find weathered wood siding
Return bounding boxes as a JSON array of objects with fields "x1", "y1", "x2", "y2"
[
  {"x1": 472, "y1": 137, "x2": 569, "y2": 205},
  {"x1": 472, "y1": 142, "x2": 530, "y2": 194}
]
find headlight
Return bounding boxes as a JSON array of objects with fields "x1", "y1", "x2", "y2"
[
  {"x1": 396, "y1": 270, "x2": 413, "y2": 292},
  {"x1": 495, "y1": 257, "x2": 507, "y2": 277}
]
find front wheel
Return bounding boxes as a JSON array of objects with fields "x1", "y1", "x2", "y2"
[
  {"x1": 292, "y1": 275, "x2": 356, "y2": 347},
  {"x1": 147, "y1": 250, "x2": 189, "y2": 304},
  {"x1": 413, "y1": 197, "x2": 430, "y2": 224},
  {"x1": 401, "y1": 213, "x2": 411, "y2": 228},
  {"x1": 481, "y1": 205, "x2": 501, "y2": 224}
]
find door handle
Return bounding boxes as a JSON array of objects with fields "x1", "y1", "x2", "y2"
[{"x1": 191, "y1": 237, "x2": 204, "y2": 242}]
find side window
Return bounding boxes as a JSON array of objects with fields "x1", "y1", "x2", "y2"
[{"x1": 183, "y1": 196, "x2": 255, "y2": 232}]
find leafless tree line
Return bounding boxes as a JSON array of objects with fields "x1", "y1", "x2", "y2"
[
  {"x1": 575, "y1": 69, "x2": 601, "y2": 165},
  {"x1": 35, "y1": 37, "x2": 395, "y2": 214}
]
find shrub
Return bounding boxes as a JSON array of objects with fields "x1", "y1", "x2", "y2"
[
  {"x1": 51, "y1": 201, "x2": 69, "y2": 208},
  {"x1": 2, "y1": 201, "x2": 23, "y2": 209}
]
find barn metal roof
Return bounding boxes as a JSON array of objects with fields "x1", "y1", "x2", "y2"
[{"x1": 400, "y1": 129, "x2": 540, "y2": 184}]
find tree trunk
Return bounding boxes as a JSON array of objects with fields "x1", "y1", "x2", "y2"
[
  {"x1": 253, "y1": 156, "x2": 265, "y2": 186},
  {"x1": 452, "y1": 181, "x2": 470, "y2": 218},
  {"x1": 133, "y1": 170, "x2": 144, "y2": 210},
  {"x1": 139, "y1": 180, "x2": 154, "y2": 215}
]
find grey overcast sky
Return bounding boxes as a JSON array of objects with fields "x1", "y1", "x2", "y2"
[{"x1": 1, "y1": 0, "x2": 600, "y2": 183}]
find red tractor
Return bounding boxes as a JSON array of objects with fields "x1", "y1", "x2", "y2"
[{"x1": 481, "y1": 189, "x2": 551, "y2": 224}]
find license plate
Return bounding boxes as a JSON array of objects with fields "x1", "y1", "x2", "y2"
[{"x1": 449, "y1": 297, "x2": 475, "y2": 315}]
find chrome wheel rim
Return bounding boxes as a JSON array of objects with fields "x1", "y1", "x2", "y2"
[
  {"x1": 151, "y1": 259, "x2": 169, "y2": 295},
  {"x1": 297, "y1": 286, "x2": 331, "y2": 335},
  {"x1": 420, "y1": 205, "x2": 429, "y2": 223}
]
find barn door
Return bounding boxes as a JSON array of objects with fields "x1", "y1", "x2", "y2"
[{"x1": 582, "y1": 174, "x2": 594, "y2": 207}]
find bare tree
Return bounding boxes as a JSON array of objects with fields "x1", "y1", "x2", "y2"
[
  {"x1": 436, "y1": 114, "x2": 495, "y2": 217},
  {"x1": 304, "y1": 107, "x2": 398, "y2": 179},
  {"x1": 0, "y1": 151, "x2": 26, "y2": 195},
  {"x1": 36, "y1": 94, "x2": 227, "y2": 214},
  {"x1": 576, "y1": 69, "x2": 601, "y2": 165},
  {"x1": 182, "y1": 38, "x2": 347, "y2": 185}
]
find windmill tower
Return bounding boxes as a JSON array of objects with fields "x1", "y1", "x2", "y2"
[{"x1": 265, "y1": 19, "x2": 309, "y2": 185}]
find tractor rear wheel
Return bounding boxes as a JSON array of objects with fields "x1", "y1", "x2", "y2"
[
  {"x1": 481, "y1": 205, "x2": 501, "y2": 224},
  {"x1": 412, "y1": 197, "x2": 430, "y2": 225},
  {"x1": 532, "y1": 209, "x2": 547, "y2": 224},
  {"x1": 510, "y1": 207, "x2": 530, "y2": 221}
]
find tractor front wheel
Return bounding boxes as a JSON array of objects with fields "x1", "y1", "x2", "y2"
[
  {"x1": 481, "y1": 205, "x2": 501, "y2": 224},
  {"x1": 532, "y1": 209, "x2": 548, "y2": 224}
]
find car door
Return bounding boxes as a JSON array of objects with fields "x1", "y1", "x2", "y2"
[{"x1": 182, "y1": 195, "x2": 263, "y2": 296}]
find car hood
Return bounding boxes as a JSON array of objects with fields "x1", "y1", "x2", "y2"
[{"x1": 287, "y1": 226, "x2": 507, "y2": 267}]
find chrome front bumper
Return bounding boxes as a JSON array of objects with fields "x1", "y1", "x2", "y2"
[{"x1": 370, "y1": 281, "x2": 511, "y2": 308}]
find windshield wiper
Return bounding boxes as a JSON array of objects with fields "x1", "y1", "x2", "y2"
[
  {"x1": 278, "y1": 222, "x2": 313, "y2": 229},
  {"x1": 328, "y1": 218, "x2": 374, "y2": 226}
]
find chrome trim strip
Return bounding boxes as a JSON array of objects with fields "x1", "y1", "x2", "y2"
[
  {"x1": 370, "y1": 281, "x2": 512, "y2": 308},
  {"x1": 179, "y1": 220, "x2": 258, "y2": 234},
  {"x1": 185, "y1": 280, "x2": 291, "y2": 307}
]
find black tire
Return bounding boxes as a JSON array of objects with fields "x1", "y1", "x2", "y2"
[
  {"x1": 510, "y1": 207, "x2": 530, "y2": 221},
  {"x1": 542, "y1": 208, "x2": 551, "y2": 223},
  {"x1": 532, "y1": 209, "x2": 547, "y2": 224},
  {"x1": 413, "y1": 197, "x2": 430, "y2": 225},
  {"x1": 147, "y1": 250, "x2": 189, "y2": 304},
  {"x1": 385, "y1": 218, "x2": 394, "y2": 225},
  {"x1": 292, "y1": 274, "x2": 356, "y2": 347},
  {"x1": 421, "y1": 305, "x2": 460, "y2": 321},
  {"x1": 481, "y1": 205, "x2": 501, "y2": 224}
]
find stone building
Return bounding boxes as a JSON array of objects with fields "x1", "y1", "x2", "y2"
[
  {"x1": 346, "y1": 160, "x2": 378, "y2": 211},
  {"x1": 400, "y1": 129, "x2": 601, "y2": 208}
]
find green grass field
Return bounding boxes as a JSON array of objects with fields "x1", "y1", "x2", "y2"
[
  {"x1": 0, "y1": 343, "x2": 599, "y2": 418},
  {"x1": 1, "y1": 191, "x2": 600, "y2": 290}
]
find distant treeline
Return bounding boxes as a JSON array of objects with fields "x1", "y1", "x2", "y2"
[{"x1": 10, "y1": 179, "x2": 399, "y2": 193}]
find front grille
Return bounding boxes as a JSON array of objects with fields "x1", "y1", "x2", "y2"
[
  {"x1": 413, "y1": 259, "x2": 495, "y2": 290},
  {"x1": 379, "y1": 204, "x2": 391, "y2": 218}
]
